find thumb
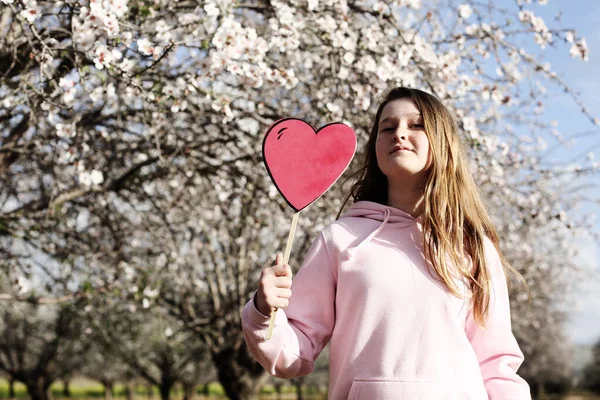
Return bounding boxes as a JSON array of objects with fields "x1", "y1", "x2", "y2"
[{"x1": 275, "y1": 252, "x2": 283, "y2": 265}]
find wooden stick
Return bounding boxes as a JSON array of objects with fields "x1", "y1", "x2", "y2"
[
  {"x1": 283, "y1": 211, "x2": 300, "y2": 265},
  {"x1": 266, "y1": 211, "x2": 300, "y2": 340}
]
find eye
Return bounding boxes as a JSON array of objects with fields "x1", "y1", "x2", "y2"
[{"x1": 411, "y1": 123, "x2": 424, "y2": 129}]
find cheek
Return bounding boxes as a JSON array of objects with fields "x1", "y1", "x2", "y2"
[
  {"x1": 425, "y1": 148, "x2": 433, "y2": 168},
  {"x1": 375, "y1": 136, "x2": 383, "y2": 159},
  {"x1": 375, "y1": 136, "x2": 386, "y2": 161},
  {"x1": 417, "y1": 135, "x2": 431, "y2": 158},
  {"x1": 420, "y1": 137, "x2": 433, "y2": 168}
]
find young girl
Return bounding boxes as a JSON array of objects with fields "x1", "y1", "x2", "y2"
[{"x1": 242, "y1": 87, "x2": 531, "y2": 399}]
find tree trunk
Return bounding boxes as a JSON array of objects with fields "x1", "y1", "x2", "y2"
[
  {"x1": 102, "y1": 381, "x2": 114, "y2": 400},
  {"x1": 8, "y1": 378, "x2": 15, "y2": 399},
  {"x1": 274, "y1": 381, "x2": 283, "y2": 400},
  {"x1": 212, "y1": 342, "x2": 268, "y2": 400},
  {"x1": 531, "y1": 380, "x2": 539, "y2": 400},
  {"x1": 63, "y1": 379, "x2": 71, "y2": 397},
  {"x1": 146, "y1": 384, "x2": 154, "y2": 398},
  {"x1": 125, "y1": 381, "x2": 135, "y2": 400},
  {"x1": 182, "y1": 383, "x2": 195, "y2": 400},
  {"x1": 159, "y1": 381, "x2": 174, "y2": 400},
  {"x1": 294, "y1": 379, "x2": 303, "y2": 400},
  {"x1": 23, "y1": 376, "x2": 51, "y2": 400}
]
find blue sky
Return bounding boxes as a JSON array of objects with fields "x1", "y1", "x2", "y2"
[{"x1": 522, "y1": 0, "x2": 600, "y2": 345}]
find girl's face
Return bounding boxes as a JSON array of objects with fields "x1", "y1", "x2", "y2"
[{"x1": 375, "y1": 98, "x2": 432, "y2": 185}]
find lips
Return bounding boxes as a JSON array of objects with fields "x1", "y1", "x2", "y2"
[{"x1": 390, "y1": 146, "x2": 412, "y2": 154}]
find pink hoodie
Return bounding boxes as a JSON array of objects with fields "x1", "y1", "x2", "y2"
[{"x1": 242, "y1": 201, "x2": 531, "y2": 399}]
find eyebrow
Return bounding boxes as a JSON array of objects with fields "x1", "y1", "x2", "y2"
[{"x1": 379, "y1": 113, "x2": 422, "y2": 127}]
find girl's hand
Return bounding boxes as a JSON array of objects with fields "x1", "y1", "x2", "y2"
[{"x1": 255, "y1": 253, "x2": 293, "y2": 316}]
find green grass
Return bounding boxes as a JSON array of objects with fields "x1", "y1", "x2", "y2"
[
  {"x1": 0, "y1": 380, "x2": 259, "y2": 399},
  {"x1": 0, "y1": 379, "x2": 328, "y2": 399},
  {"x1": 2, "y1": 378, "x2": 596, "y2": 400}
]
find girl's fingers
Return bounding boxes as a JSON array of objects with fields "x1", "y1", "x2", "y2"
[
  {"x1": 273, "y1": 262, "x2": 293, "y2": 277},
  {"x1": 273, "y1": 276, "x2": 292, "y2": 289},
  {"x1": 270, "y1": 296, "x2": 289, "y2": 309},
  {"x1": 275, "y1": 287, "x2": 292, "y2": 299},
  {"x1": 257, "y1": 255, "x2": 293, "y2": 311}
]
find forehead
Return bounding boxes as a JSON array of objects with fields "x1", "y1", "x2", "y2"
[{"x1": 380, "y1": 98, "x2": 421, "y2": 121}]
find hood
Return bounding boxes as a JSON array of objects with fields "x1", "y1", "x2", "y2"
[
  {"x1": 340, "y1": 201, "x2": 423, "y2": 223},
  {"x1": 338, "y1": 201, "x2": 423, "y2": 254}
]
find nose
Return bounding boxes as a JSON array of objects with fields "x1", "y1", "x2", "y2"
[
  {"x1": 392, "y1": 130, "x2": 407, "y2": 142},
  {"x1": 391, "y1": 124, "x2": 409, "y2": 142}
]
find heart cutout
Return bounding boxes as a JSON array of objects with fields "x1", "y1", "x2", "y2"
[{"x1": 263, "y1": 118, "x2": 357, "y2": 212}]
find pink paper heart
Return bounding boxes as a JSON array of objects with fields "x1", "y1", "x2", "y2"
[{"x1": 263, "y1": 118, "x2": 356, "y2": 212}]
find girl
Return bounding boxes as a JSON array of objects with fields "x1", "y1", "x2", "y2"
[{"x1": 242, "y1": 87, "x2": 531, "y2": 399}]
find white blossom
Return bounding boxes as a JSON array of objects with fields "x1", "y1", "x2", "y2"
[
  {"x1": 93, "y1": 45, "x2": 115, "y2": 69},
  {"x1": 56, "y1": 123, "x2": 77, "y2": 138},
  {"x1": 338, "y1": 66, "x2": 350, "y2": 80},
  {"x1": 565, "y1": 31, "x2": 575, "y2": 43},
  {"x1": 137, "y1": 38, "x2": 155, "y2": 56},
  {"x1": 15, "y1": 275, "x2": 30, "y2": 294},
  {"x1": 156, "y1": 253, "x2": 168, "y2": 268},
  {"x1": 458, "y1": 4, "x2": 473, "y2": 20},
  {"x1": 79, "y1": 169, "x2": 104, "y2": 186},
  {"x1": 373, "y1": 1, "x2": 390, "y2": 15},
  {"x1": 20, "y1": 1, "x2": 38, "y2": 23},
  {"x1": 143, "y1": 286, "x2": 159, "y2": 298},
  {"x1": 204, "y1": 1, "x2": 220, "y2": 17},
  {"x1": 121, "y1": 31, "x2": 133, "y2": 47},
  {"x1": 59, "y1": 76, "x2": 76, "y2": 90},
  {"x1": 570, "y1": 38, "x2": 589, "y2": 61},
  {"x1": 355, "y1": 96, "x2": 371, "y2": 111},
  {"x1": 90, "y1": 86, "x2": 104, "y2": 102},
  {"x1": 462, "y1": 116, "x2": 477, "y2": 131},
  {"x1": 274, "y1": 2, "x2": 295, "y2": 26},
  {"x1": 109, "y1": 0, "x2": 129, "y2": 18},
  {"x1": 343, "y1": 52, "x2": 355, "y2": 64},
  {"x1": 315, "y1": 15, "x2": 337, "y2": 32},
  {"x1": 106, "y1": 83, "x2": 117, "y2": 99}
]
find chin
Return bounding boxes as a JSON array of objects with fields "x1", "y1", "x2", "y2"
[
  {"x1": 383, "y1": 164, "x2": 428, "y2": 180},
  {"x1": 386, "y1": 164, "x2": 420, "y2": 175},
  {"x1": 383, "y1": 169, "x2": 415, "y2": 180}
]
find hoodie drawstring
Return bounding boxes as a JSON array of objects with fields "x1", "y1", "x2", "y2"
[{"x1": 346, "y1": 208, "x2": 391, "y2": 255}]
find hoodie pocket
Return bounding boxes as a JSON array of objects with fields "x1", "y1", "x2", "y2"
[{"x1": 347, "y1": 378, "x2": 466, "y2": 400}]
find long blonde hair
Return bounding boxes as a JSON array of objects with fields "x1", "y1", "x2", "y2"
[{"x1": 339, "y1": 87, "x2": 528, "y2": 327}]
